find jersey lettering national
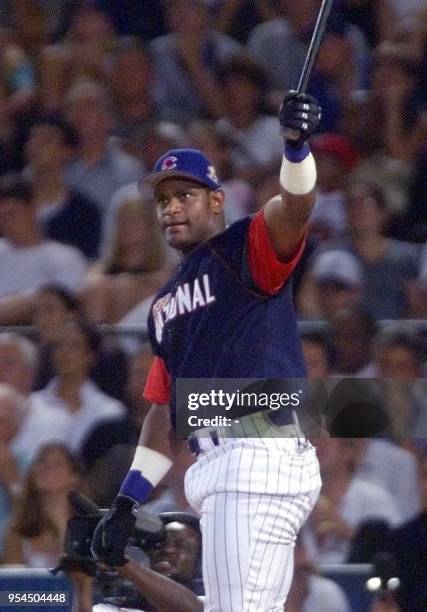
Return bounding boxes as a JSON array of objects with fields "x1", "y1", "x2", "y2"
[{"x1": 145, "y1": 212, "x2": 306, "y2": 415}]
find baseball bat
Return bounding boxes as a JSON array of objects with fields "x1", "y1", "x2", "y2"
[
  {"x1": 296, "y1": 0, "x2": 335, "y2": 94},
  {"x1": 284, "y1": 0, "x2": 334, "y2": 141}
]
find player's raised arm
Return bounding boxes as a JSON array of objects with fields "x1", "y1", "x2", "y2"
[
  {"x1": 263, "y1": 91, "x2": 321, "y2": 262},
  {"x1": 91, "y1": 403, "x2": 174, "y2": 567}
]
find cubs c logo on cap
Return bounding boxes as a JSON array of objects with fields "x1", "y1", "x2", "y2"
[{"x1": 161, "y1": 156, "x2": 178, "y2": 171}]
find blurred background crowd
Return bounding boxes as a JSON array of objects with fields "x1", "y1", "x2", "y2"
[{"x1": 0, "y1": 0, "x2": 426, "y2": 610}]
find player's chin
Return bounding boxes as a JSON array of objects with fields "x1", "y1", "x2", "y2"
[{"x1": 165, "y1": 227, "x2": 194, "y2": 252}]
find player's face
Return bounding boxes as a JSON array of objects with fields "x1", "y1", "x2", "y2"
[{"x1": 155, "y1": 178, "x2": 224, "y2": 253}]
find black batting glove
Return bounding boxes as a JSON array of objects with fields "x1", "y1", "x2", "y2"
[
  {"x1": 91, "y1": 495, "x2": 137, "y2": 567},
  {"x1": 279, "y1": 90, "x2": 321, "y2": 149}
]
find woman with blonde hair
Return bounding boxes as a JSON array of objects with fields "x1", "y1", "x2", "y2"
[
  {"x1": 82, "y1": 183, "x2": 177, "y2": 324},
  {"x1": 2, "y1": 443, "x2": 84, "y2": 568}
]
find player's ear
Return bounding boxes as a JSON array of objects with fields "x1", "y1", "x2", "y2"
[{"x1": 210, "y1": 189, "x2": 225, "y2": 214}]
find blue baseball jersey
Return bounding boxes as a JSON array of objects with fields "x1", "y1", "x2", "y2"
[{"x1": 145, "y1": 214, "x2": 306, "y2": 417}]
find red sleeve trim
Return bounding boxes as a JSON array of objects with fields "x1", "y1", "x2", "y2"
[
  {"x1": 143, "y1": 356, "x2": 171, "y2": 405},
  {"x1": 247, "y1": 210, "x2": 306, "y2": 295}
]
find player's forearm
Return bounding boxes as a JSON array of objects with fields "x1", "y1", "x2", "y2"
[
  {"x1": 120, "y1": 560, "x2": 203, "y2": 612},
  {"x1": 138, "y1": 404, "x2": 174, "y2": 459}
]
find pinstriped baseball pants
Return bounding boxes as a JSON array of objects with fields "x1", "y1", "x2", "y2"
[{"x1": 185, "y1": 437, "x2": 321, "y2": 611}]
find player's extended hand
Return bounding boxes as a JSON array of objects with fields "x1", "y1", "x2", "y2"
[
  {"x1": 91, "y1": 495, "x2": 137, "y2": 567},
  {"x1": 279, "y1": 90, "x2": 321, "y2": 148}
]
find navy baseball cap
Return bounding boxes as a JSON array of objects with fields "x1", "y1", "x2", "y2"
[{"x1": 138, "y1": 148, "x2": 221, "y2": 192}]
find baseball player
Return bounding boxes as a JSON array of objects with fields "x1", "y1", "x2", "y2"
[{"x1": 92, "y1": 91, "x2": 323, "y2": 611}]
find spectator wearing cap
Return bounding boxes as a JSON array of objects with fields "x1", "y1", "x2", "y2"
[
  {"x1": 148, "y1": 0, "x2": 240, "y2": 125},
  {"x1": 297, "y1": 249, "x2": 363, "y2": 320},
  {"x1": 307, "y1": 180, "x2": 421, "y2": 319},
  {"x1": 0, "y1": 174, "x2": 87, "y2": 325},
  {"x1": 24, "y1": 114, "x2": 102, "y2": 259},
  {"x1": 310, "y1": 133, "x2": 359, "y2": 239}
]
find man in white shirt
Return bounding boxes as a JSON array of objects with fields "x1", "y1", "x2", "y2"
[
  {"x1": 30, "y1": 320, "x2": 125, "y2": 455},
  {"x1": 0, "y1": 332, "x2": 68, "y2": 467},
  {"x1": 0, "y1": 174, "x2": 87, "y2": 324},
  {"x1": 305, "y1": 438, "x2": 401, "y2": 565}
]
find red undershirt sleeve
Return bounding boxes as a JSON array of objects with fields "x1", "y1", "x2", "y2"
[
  {"x1": 247, "y1": 209, "x2": 306, "y2": 296},
  {"x1": 143, "y1": 356, "x2": 171, "y2": 405}
]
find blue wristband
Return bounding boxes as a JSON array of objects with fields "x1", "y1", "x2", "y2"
[
  {"x1": 284, "y1": 142, "x2": 310, "y2": 163},
  {"x1": 119, "y1": 470, "x2": 153, "y2": 505}
]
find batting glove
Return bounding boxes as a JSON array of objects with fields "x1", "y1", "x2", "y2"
[
  {"x1": 279, "y1": 90, "x2": 321, "y2": 149},
  {"x1": 91, "y1": 495, "x2": 137, "y2": 567}
]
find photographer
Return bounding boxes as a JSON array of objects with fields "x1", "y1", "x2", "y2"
[{"x1": 57, "y1": 499, "x2": 203, "y2": 612}]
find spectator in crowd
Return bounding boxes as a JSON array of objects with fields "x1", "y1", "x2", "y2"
[
  {"x1": 83, "y1": 183, "x2": 177, "y2": 324},
  {"x1": 373, "y1": 330, "x2": 427, "y2": 442},
  {"x1": 64, "y1": 79, "x2": 142, "y2": 246},
  {"x1": 304, "y1": 438, "x2": 401, "y2": 564},
  {"x1": 187, "y1": 120, "x2": 254, "y2": 224},
  {"x1": 0, "y1": 384, "x2": 26, "y2": 558},
  {"x1": 80, "y1": 345, "x2": 155, "y2": 487},
  {"x1": 313, "y1": 180, "x2": 421, "y2": 319},
  {"x1": 308, "y1": 14, "x2": 363, "y2": 132},
  {"x1": 110, "y1": 37, "x2": 159, "y2": 137},
  {"x1": 215, "y1": 55, "x2": 283, "y2": 179},
  {"x1": 298, "y1": 250, "x2": 363, "y2": 320},
  {"x1": 31, "y1": 284, "x2": 128, "y2": 402},
  {"x1": 310, "y1": 133, "x2": 358, "y2": 239},
  {"x1": 0, "y1": 332, "x2": 37, "y2": 396},
  {"x1": 0, "y1": 331, "x2": 95, "y2": 468},
  {"x1": 285, "y1": 537, "x2": 350, "y2": 612},
  {"x1": 31, "y1": 319, "x2": 125, "y2": 456},
  {"x1": 247, "y1": 0, "x2": 366, "y2": 99},
  {"x1": 38, "y1": 4, "x2": 119, "y2": 113},
  {"x1": 330, "y1": 306, "x2": 378, "y2": 377},
  {"x1": 123, "y1": 121, "x2": 185, "y2": 177},
  {"x1": 301, "y1": 331, "x2": 334, "y2": 379},
  {"x1": 149, "y1": 0, "x2": 240, "y2": 124},
  {"x1": 0, "y1": 25, "x2": 35, "y2": 121},
  {"x1": 247, "y1": 0, "x2": 319, "y2": 92},
  {"x1": 353, "y1": 438, "x2": 421, "y2": 524},
  {"x1": 0, "y1": 174, "x2": 87, "y2": 324},
  {"x1": 350, "y1": 45, "x2": 424, "y2": 222},
  {"x1": 302, "y1": 331, "x2": 420, "y2": 521},
  {"x1": 335, "y1": 0, "x2": 398, "y2": 48},
  {"x1": 82, "y1": 344, "x2": 194, "y2": 512},
  {"x1": 2, "y1": 443, "x2": 82, "y2": 568},
  {"x1": 24, "y1": 114, "x2": 102, "y2": 259}
]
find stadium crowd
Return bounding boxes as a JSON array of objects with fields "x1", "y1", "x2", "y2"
[{"x1": 0, "y1": 1, "x2": 426, "y2": 610}]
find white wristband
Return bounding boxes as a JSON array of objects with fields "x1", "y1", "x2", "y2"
[
  {"x1": 280, "y1": 152, "x2": 317, "y2": 195},
  {"x1": 131, "y1": 445, "x2": 173, "y2": 486}
]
